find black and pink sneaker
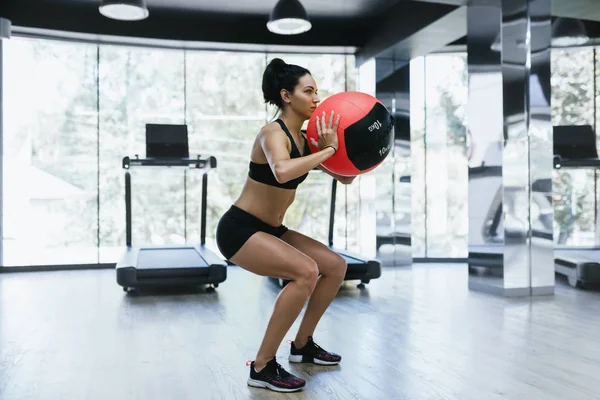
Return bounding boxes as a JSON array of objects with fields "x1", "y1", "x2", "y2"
[
  {"x1": 247, "y1": 357, "x2": 306, "y2": 392},
  {"x1": 288, "y1": 336, "x2": 342, "y2": 365}
]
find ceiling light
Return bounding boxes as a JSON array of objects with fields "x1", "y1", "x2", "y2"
[
  {"x1": 551, "y1": 18, "x2": 588, "y2": 47},
  {"x1": 267, "y1": 0, "x2": 311, "y2": 35},
  {"x1": 99, "y1": 0, "x2": 149, "y2": 21}
]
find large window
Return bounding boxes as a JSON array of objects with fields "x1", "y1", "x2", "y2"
[
  {"x1": 3, "y1": 39, "x2": 99, "y2": 266},
  {"x1": 2, "y1": 36, "x2": 358, "y2": 266},
  {"x1": 99, "y1": 46, "x2": 185, "y2": 262},
  {"x1": 11, "y1": 37, "x2": 599, "y2": 267},
  {"x1": 424, "y1": 54, "x2": 468, "y2": 258},
  {"x1": 551, "y1": 48, "x2": 597, "y2": 246},
  {"x1": 185, "y1": 51, "x2": 266, "y2": 252},
  {"x1": 410, "y1": 54, "x2": 468, "y2": 258}
]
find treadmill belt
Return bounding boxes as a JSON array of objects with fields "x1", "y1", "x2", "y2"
[{"x1": 137, "y1": 247, "x2": 208, "y2": 269}]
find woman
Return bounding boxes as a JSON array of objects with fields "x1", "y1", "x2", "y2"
[{"x1": 216, "y1": 58, "x2": 355, "y2": 393}]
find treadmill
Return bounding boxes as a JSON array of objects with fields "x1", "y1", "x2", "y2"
[
  {"x1": 273, "y1": 177, "x2": 382, "y2": 289},
  {"x1": 467, "y1": 166, "x2": 553, "y2": 270},
  {"x1": 375, "y1": 175, "x2": 411, "y2": 254},
  {"x1": 467, "y1": 165, "x2": 505, "y2": 270},
  {"x1": 553, "y1": 125, "x2": 600, "y2": 288},
  {"x1": 115, "y1": 124, "x2": 227, "y2": 292}
]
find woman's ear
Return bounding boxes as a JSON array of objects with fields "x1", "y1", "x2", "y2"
[{"x1": 280, "y1": 88, "x2": 292, "y2": 105}]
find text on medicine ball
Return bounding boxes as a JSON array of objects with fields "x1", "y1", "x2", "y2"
[{"x1": 368, "y1": 120, "x2": 382, "y2": 132}]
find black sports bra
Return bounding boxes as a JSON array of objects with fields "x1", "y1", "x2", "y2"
[{"x1": 248, "y1": 119, "x2": 310, "y2": 190}]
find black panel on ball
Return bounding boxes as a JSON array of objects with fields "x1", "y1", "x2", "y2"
[{"x1": 344, "y1": 103, "x2": 394, "y2": 171}]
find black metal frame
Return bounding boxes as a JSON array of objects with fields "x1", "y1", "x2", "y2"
[
  {"x1": 328, "y1": 179, "x2": 337, "y2": 247},
  {"x1": 122, "y1": 155, "x2": 217, "y2": 248}
]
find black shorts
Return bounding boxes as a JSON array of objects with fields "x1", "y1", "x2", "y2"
[{"x1": 216, "y1": 205, "x2": 289, "y2": 261}]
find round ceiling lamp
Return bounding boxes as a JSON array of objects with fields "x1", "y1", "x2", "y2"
[
  {"x1": 99, "y1": 0, "x2": 149, "y2": 21},
  {"x1": 267, "y1": 0, "x2": 311, "y2": 35}
]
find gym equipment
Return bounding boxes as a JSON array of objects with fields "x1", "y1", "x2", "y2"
[
  {"x1": 116, "y1": 124, "x2": 227, "y2": 292},
  {"x1": 467, "y1": 164, "x2": 504, "y2": 269},
  {"x1": 306, "y1": 91, "x2": 394, "y2": 177},
  {"x1": 553, "y1": 124, "x2": 600, "y2": 288},
  {"x1": 467, "y1": 165, "x2": 553, "y2": 270},
  {"x1": 376, "y1": 168, "x2": 411, "y2": 250},
  {"x1": 272, "y1": 177, "x2": 382, "y2": 289},
  {"x1": 555, "y1": 249, "x2": 600, "y2": 288},
  {"x1": 116, "y1": 155, "x2": 227, "y2": 292}
]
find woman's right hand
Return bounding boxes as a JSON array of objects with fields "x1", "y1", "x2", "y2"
[{"x1": 311, "y1": 110, "x2": 340, "y2": 154}]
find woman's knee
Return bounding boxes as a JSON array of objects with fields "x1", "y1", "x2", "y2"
[
  {"x1": 328, "y1": 255, "x2": 347, "y2": 281},
  {"x1": 295, "y1": 258, "x2": 319, "y2": 291}
]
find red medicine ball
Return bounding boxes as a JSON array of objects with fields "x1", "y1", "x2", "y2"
[{"x1": 306, "y1": 91, "x2": 395, "y2": 177}]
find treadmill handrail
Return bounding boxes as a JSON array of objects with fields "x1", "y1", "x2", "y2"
[
  {"x1": 122, "y1": 155, "x2": 217, "y2": 169},
  {"x1": 123, "y1": 155, "x2": 215, "y2": 247},
  {"x1": 328, "y1": 179, "x2": 337, "y2": 247},
  {"x1": 553, "y1": 155, "x2": 600, "y2": 169}
]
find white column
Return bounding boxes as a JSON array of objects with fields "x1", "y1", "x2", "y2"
[
  {"x1": 0, "y1": 18, "x2": 12, "y2": 267},
  {"x1": 467, "y1": 0, "x2": 554, "y2": 296}
]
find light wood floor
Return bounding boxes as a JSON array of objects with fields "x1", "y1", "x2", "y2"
[{"x1": 1, "y1": 263, "x2": 600, "y2": 400}]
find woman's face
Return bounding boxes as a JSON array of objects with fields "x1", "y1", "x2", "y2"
[{"x1": 283, "y1": 73, "x2": 320, "y2": 119}]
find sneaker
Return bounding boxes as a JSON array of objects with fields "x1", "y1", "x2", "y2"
[
  {"x1": 247, "y1": 357, "x2": 306, "y2": 392},
  {"x1": 288, "y1": 336, "x2": 342, "y2": 365}
]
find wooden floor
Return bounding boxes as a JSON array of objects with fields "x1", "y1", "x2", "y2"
[{"x1": 1, "y1": 264, "x2": 600, "y2": 400}]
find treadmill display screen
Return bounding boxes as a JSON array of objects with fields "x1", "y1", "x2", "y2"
[{"x1": 146, "y1": 124, "x2": 189, "y2": 158}]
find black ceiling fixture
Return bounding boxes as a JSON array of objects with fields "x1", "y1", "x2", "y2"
[
  {"x1": 99, "y1": 0, "x2": 149, "y2": 21},
  {"x1": 267, "y1": 0, "x2": 311, "y2": 35}
]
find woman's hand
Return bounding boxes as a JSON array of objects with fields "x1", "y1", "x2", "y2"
[{"x1": 311, "y1": 110, "x2": 340, "y2": 154}]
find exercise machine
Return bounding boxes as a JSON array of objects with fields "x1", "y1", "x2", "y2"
[
  {"x1": 272, "y1": 177, "x2": 382, "y2": 289},
  {"x1": 116, "y1": 124, "x2": 227, "y2": 292},
  {"x1": 116, "y1": 155, "x2": 227, "y2": 292},
  {"x1": 375, "y1": 175, "x2": 411, "y2": 253},
  {"x1": 467, "y1": 164, "x2": 504, "y2": 270},
  {"x1": 467, "y1": 166, "x2": 553, "y2": 271},
  {"x1": 553, "y1": 124, "x2": 600, "y2": 288},
  {"x1": 328, "y1": 178, "x2": 382, "y2": 287}
]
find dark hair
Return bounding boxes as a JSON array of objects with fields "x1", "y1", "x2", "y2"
[{"x1": 262, "y1": 58, "x2": 311, "y2": 109}]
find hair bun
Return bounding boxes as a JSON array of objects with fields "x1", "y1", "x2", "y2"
[{"x1": 268, "y1": 58, "x2": 287, "y2": 74}]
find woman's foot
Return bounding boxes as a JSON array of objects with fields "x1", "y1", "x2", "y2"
[
  {"x1": 288, "y1": 336, "x2": 342, "y2": 365},
  {"x1": 247, "y1": 357, "x2": 306, "y2": 392}
]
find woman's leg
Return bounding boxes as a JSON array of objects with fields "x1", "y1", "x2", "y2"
[
  {"x1": 279, "y1": 230, "x2": 347, "y2": 348},
  {"x1": 229, "y1": 232, "x2": 319, "y2": 372}
]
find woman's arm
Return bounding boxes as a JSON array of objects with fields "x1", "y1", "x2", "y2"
[
  {"x1": 261, "y1": 125, "x2": 336, "y2": 184},
  {"x1": 317, "y1": 165, "x2": 356, "y2": 185}
]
